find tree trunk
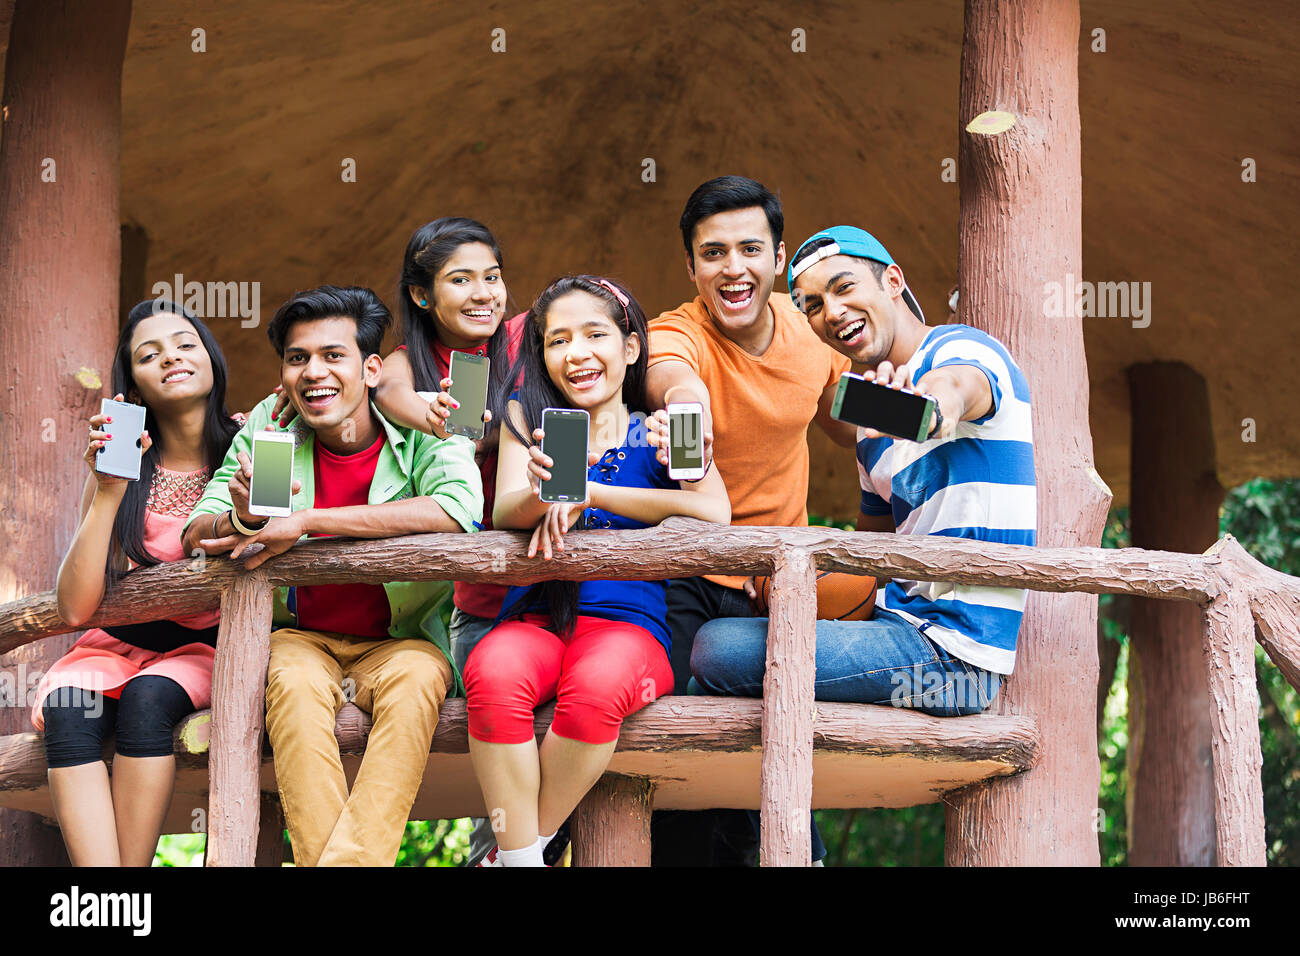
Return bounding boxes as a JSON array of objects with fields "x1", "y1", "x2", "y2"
[
  {"x1": 0, "y1": 0, "x2": 132, "y2": 867},
  {"x1": 947, "y1": 0, "x2": 1111, "y2": 866},
  {"x1": 1126, "y1": 362, "x2": 1220, "y2": 865}
]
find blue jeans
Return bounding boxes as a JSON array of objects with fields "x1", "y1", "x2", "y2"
[
  {"x1": 691, "y1": 609, "x2": 1002, "y2": 716},
  {"x1": 450, "y1": 608, "x2": 496, "y2": 675}
]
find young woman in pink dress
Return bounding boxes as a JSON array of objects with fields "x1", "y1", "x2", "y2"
[{"x1": 32, "y1": 300, "x2": 242, "y2": 866}]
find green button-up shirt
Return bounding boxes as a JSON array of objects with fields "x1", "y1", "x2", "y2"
[{"x1": 185, "y1": 391, "x2": 484, "y2": 690}]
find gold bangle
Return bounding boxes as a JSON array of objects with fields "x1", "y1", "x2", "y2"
[{"x1": 229, "y1": 508, "x2": 266, "y2": 536}]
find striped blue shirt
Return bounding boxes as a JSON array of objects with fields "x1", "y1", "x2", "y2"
[{"x1": 856, "y1": 324, "x2": 1036, "y2": 674}]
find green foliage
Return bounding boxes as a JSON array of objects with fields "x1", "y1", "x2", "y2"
[
  {"x1": 396, "y1": 818, "x2": 476, "y2": 867},
  {"x1": 153, "y1": 833, "x2": 205, "y2": 867},
  {"x1": 1096, "y1": 642, "x2": 1129, "y2": 866},
  {"x1": 815, "y1": 806, "x2": 944, "y2": 866},
  {"x1": 1223, "y1": 478, "x2": 1300, "y2": 572}
]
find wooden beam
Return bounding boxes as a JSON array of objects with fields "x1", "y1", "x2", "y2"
[
  {"x1": 1, "y1": 522, "x2": 1247, "y2": 654},
  {"x1": 571, "y1": 774, "x2": 654, "y2": 867},
  {"x1": 206, "y1": 575, "x2": 272, "y2": 867},
  {"x1": 1200, "y1": 587, "x2": 1266, "y2": 866},
  {"x1": 0, "y1": 699, "x2": 1042, "y2": 789},
  {"x1": 759, "y1": 547, "x2": 817, "y2": 866},
  {"x1": 1216, "y1": 536, "x2": 1300, "y2": 693}
]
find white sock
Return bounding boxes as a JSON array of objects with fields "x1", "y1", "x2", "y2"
[
  {"x1": 537, "y1": 831, "x2": 557, "y2": 853},
  {"x1": 498, "y1": 842, "x2": 546, "y2": 867}
]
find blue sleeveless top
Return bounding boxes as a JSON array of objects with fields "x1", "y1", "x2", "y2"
[{"x1": 501, "y1": 415, "x2": 676, "y2": 653}]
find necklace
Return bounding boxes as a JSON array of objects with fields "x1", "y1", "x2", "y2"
[{"x1": 146, "y1": 465, "x2": 211, "y2": 517}]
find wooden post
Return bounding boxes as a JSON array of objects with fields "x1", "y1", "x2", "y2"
[
  {"x1": 948, "y1": 0, "x2": 1111, "y2": 866},
  {"x1": 0, "y1": 0, "x2": 134, "y2": 868},
  {"x1": 571, "y1": 774, "x2": 654, "y2": 867},
  {"x1": 254, "y1": 792, "x2": 285, "y2": 867},
  {"x1": 206, "y1": 576, "x2": 272, "y2": 867},
  {"x1": 1200, "y1": 587, "x2": 1266, "y2": 866},
  {"x1": 759, "y1": 547, "x2": 817, "y2": 866},
  {"x1": 1126, "y1": 363, "x2": 1221, "y2": 865}
]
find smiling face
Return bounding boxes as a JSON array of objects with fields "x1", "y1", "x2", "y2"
[
  {"x1": 793, "y1": 254, "x2": 910, "y2": 367},
  {"x1": 686, "y1": 206, "x2": 786, "y2": 338},
  {"x1": 279, "y1": 316, "x2": 381, "y2": 432},
  {"x1": 127, "y1": 312, "x2": 215, "y2": 408},
  {"x1": 412, "y1": 241, "x2": 506, "y2": 349},
  {"x1": 541, "y1": 291, "x2": 640, "y2": 411}
]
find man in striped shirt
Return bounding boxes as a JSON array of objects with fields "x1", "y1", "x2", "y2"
[{"x1": 691, "y1": 226, "x2": 1036, "y2": 714}]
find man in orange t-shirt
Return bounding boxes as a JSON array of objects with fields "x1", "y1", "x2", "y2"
[{"x1": 645, "y1": 175, "x2": 855, "y2": 865}]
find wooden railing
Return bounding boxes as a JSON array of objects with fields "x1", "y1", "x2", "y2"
[{"x1": 2, "y1": 517, "x2": 1297, "y2": 865}]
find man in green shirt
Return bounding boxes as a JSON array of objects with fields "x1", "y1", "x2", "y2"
[{"x1": 183, "y1": 285, "x2": 482, "y2": 866}]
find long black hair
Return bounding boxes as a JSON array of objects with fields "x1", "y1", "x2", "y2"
[
  {"x1": 499, "y1": 275, "x2": 650, "y2": 635},
  {"x1": 398, "y1": 217, "x2": 515, "y2": 440},
  {"x1": 109, "y1": 300, "x2": 241, "y2": 572}
]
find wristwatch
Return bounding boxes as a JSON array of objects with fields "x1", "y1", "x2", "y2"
[{"x1": 928, "y1": 403, "x2": 945, "y2": 439}]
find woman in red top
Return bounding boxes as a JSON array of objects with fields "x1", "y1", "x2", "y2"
[
  {"x1": 273, "y1": 218, "x2": 524, "y2": 666},
  {"x1": 37, "y1": 300, "x2": 242, "y2": 866}
]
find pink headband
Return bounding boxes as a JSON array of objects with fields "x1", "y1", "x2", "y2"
[{"x1": 593, "y1": 278, "x2": 630, "y2": 325}]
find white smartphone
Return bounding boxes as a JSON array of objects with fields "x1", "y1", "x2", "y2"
[
  {"x1": 540, "y1": 407, "x2": 589, "y2": 503},
  {"x1": 95, "y1": 398, "x2": 148, "y2": 480},
  {"x1": 666, "y1": 402, "x2": 706, "y2": 481},
  {"x1": 248, "y1": 431, "x2": 295, "y2": 518}
]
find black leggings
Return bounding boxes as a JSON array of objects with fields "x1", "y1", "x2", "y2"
[{"x1": 42, "y1": 675, "x2": 195, "y2": 769}]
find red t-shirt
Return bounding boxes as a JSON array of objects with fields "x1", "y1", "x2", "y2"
[
  {"x1": 293, "y1": 432, "x2": 392, "y2": 638},
  {"x1": 398, "y1": 313, "x2": 526, "y2": 619}
]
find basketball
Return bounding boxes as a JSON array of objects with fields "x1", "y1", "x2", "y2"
[{"x1": 753, "y1": 571, "x2": 877, "y2": 620}]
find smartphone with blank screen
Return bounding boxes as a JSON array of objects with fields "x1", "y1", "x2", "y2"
[
  {"x1": 249, "y1": 431, "x2": 295, "y2": 517},
  {"x1": 447, "y1": 351, "x2": 490, "y2": 441},
  {"x1": 667, "y1": 402, "x2": 706, "y2": 481},
  {"x1": 95, "y1": 398, "x2": 147, "y2": 480},
  {"x1": 539, "y1": 408, "x2": 589, "y2": 503},
  {"x1": 831, "y1": 372, "x2": 937, "y2": 442}
]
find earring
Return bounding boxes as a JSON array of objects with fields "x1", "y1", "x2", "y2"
[{"x1": 420, "y1": 299, "x2": 427, "y2": 307}]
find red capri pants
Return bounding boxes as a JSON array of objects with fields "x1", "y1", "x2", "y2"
[{"x1": 465, "y1": 614, "x2": 674, "y2": 745}]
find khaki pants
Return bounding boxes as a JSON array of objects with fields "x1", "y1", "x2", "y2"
[{"x1": 264, "y1": 627, "x2": 452, "y2": 867}]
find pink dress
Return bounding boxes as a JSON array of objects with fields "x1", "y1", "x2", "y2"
[{"x1": 31, "y1": 467, "x2": 219, "y2": 731}]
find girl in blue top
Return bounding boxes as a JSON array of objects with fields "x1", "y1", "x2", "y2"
[{"x1": 465, "y1": 275, "x2": 730, "y2": 867}]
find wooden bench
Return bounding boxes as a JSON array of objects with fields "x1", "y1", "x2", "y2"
[{"x1": 0, "y1": 697, "x2": 1038, "y2": 865}]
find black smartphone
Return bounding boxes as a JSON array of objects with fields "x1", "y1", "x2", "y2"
[
  {"x1": 831, "y1": 372, "x2": 937, "y2": 442},
  {"x1": 540, "y1": 408, "x2": 589, "y2": 503},
  {"x1": 447, "y1": 351, "x2": 490, "y2": 441}
]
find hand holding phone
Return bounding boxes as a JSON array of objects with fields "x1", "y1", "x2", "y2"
[
  {"x1": 538, "y1": 408, "x2": 590, "y2": 503},
  {"x1": 248, "y1": 430, "x2": 296, "y2": 517},
  {"x1": 445, "y1": 351, "x2": 491, "y2": 441},
  {"x1": 831, "y1": 371, "x2": 938, "y2": 442},
  {"x1": 666, "y1": 402, "x2": 706, "y2": 480},
  {"x1": 646, "y1": 404, "x2": 714, "y2": 472},
  {"x1": 93, "y1": 397, "x2": 149, "y2": 481}
]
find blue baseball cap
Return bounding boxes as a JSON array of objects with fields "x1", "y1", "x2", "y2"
[{"x1": 787, "y1": 225, "x2": 925, "y2": 323}]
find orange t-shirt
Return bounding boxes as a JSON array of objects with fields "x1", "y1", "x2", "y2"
[{"x1": 648, "y1": 293, "x2": 851, "y2": 589}]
